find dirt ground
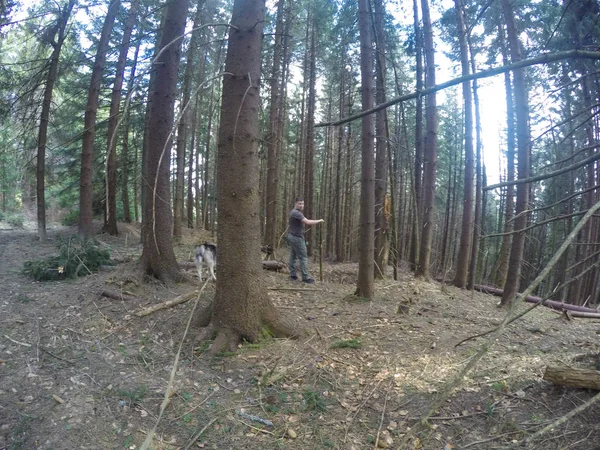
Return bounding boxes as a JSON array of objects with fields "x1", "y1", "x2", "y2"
[{"x1": 1, "y1": 222, "x2": 600, "y2": 450}]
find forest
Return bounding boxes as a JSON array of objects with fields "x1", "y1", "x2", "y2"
[{"x1": 1, "y1": 0, "x2": 600, "y2": 448}]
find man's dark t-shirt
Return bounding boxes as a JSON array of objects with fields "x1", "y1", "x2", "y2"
[{"x1": 289, "y1": 209, "x2": 305, "y2": 237}]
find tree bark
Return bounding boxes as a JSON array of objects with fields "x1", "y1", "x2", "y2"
[
  {"x1": 196, "y1": 0, "x2": 300, "y2": 355},
  {"x1": 453, "y1": 0, "x2": 474, "y2": 288},
  {"x1": 415, "y1": 0, "x2": 438, "y2": 280},
  {"x1": 36, "y1": 0, "x2": 75, "y2": 241},
  {"x1": 79, "y1": 0, "x2": 120, "y2": 239},
  {"x1": 373, "y1": 0, "x2": 389, "y2": 279},
  {"x1": 121, "y1": 36, "x2": 141, "y2": 224},
  {"x1": 543, "y1": 366, "x2": 600, "y2": 390},
  {"x1": 264, "y1": 0, "x2": 286, "y2": 251},
  {"x1": 355, "y1": 0, "x2": 375, "y2": 299},
  {"x1": 173, "y1": 0, "x2": 205, "y2": 240},
  {"x1": 500, "y1": 0, "x2": 531, "y2": 307},
  {"x1": 104, "y1": 0, "x2": 138, "y2": 236},
  {"x1": 140, "y1": 0, "x2": 188, "y2": 282},
  {"x1": 410, "y1": 0, "x2": 423, "y2": 271}
]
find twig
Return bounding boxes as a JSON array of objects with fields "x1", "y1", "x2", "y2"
[
  {"x1": 267, "y1": 287, "x2": 322, "y2": 291},
  {"x1": 135, "y1": 290, "x2": 199, "y2": 317},
  {"x1": 139, "y1": 281, "x2": 208, "y2": 450},
  {"x1": 462, "y1": 430, "x2": 524, "y2": 448},
  {"x1": 174, "y1": 390, "x2": 217, "y2": 420},
  {"x1": 39, "y1": 346, "x2": 75, "y2": 365},
  {"x1": 4, "y1": 334, "x2": 31, "y2": 347},
  {"x1": 374, "y1": 382, "x2": 391, "y2": 449},
  {"x1": 183, "y1": 418, "x2": 218, "y2": 450}
]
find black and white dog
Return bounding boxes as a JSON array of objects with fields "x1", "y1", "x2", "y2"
[{"x1": 195, "y1": 242, "x2": 217, "y2": 282}]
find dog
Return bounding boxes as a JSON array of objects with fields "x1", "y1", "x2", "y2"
[{"x1": 195, "y1": 242, "x2": 217, "y2": 282}]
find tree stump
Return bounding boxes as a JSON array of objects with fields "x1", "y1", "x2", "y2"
[{"x1": 543, "y1": 365, "x2": 600, "y2": 390}]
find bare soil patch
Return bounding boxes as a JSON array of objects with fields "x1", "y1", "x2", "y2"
[{"x1": 1, "y1": 223, "x2": 599, "y2": 450}]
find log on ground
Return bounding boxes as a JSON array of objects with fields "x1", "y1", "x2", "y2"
[{"x1": 543, "y1": 365, "x2": 600, "y2": 390}]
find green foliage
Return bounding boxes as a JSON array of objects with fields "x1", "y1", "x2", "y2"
[
  {"x1": 61, "y1": 209, "x2": 79, "y2": 226},
  {"x1": 330, "y1": 338, "x2": 362, "y2": 349},
  {"x1": 23, "y1": 235, "x2": 111, "y2": 281},
  {"x1": 302, "y1": 388, "x2": 327, "y2": 412},
  {"x1": 5, "y1": 212, "x2": 24, "y2": 228}
]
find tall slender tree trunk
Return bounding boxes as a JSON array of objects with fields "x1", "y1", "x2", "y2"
[
  {"x1": 355, "y1": 0, "x2": 375, "y2": 299},
  {"x1": 79, "y1": 0, "x2": 120, "y2": 239},
  {"x1": 415, "y1": 0, "x2": 438, "y2": 280},
  {"x1": 500, "y1": 0, "x2": 531, "y2": 307},
  {"x1": 303, "y1": 11, "x2": 316, "y2": 255},
  {"x1": 373, "y1": 0, "x2": 389, "y2": 279},
  {"x1": 104, "y1": 0, "x2": 138, "y2": 236},
  {"x1": 493, "y1": 22, "x2": 515, "y2": 288},
  {"x1": 174, "y1": 0, "x2": 205, "y2": 240},
  {"x1": 140, "y1": 0, "x2": 188, "y2": 281},
  {"x1": 410, "y1": 0, "x2": 424, "y2": 270},
  {"x1": 121, "y1": 35, "x2": 141, "y2": 224},
  {"x1": 264, "y1": 0, "x2": 286, "y2": 250},
  {"x1": 453, "y1": 0, "x2": 474, "y2": 288},
  {"x1": 36, "y1": 0, "x2": 75, "y2": 241}
]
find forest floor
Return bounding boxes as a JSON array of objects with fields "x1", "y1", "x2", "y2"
[{"x1": 1, "y1": 221, "x2": 600, "y2": 450}]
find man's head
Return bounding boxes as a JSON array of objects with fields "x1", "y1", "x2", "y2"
[{"x1": 294, "y1": 197, "x2": 304, "y2": 211}]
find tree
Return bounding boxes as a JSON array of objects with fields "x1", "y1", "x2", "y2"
[
  {"x1": 79, "y1": 0, "x2": 120, "y2": 238},
  {"x1": 373, "y1": 0, "x2": 389, "y2": 279},
  {"x1": 453, "y1": 0, "x2": 474, "y2": 288},
  {"x1": 104, "y1": 0, "x2": 139, "y2": 236},
  {"x1": 415, "y1": 0, "x2": 438, "y2": 280},
  {"x1": 500, "y1": 0, "x2": 531, "y2": 307},
  {"x1": 264, "y1": 0, "x2": 286, "y2": 251},
  {"x1": 173, "y1": 0, "x2": 206, "y2": 240},
  {"x1": 355, "y1": 0, "x2": 375, "y2": 299},
  {"x1": 36, "y1": 0, "x2": 76, "y2": 241},
  {"x1": 196, "y1": 0, "x2": 299, "y2": 354},
  {"x1": 140, "y1": 0, "x2": 189, "y2": 281}
]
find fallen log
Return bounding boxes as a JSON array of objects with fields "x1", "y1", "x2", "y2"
[
  {"x1": 543, "y1": 365, "x2": 600, "y2": 390},
  {"x1": 473, "y1": 284, "x2": 600, "y2": 313},
  {"x1": 135, "y1": 291, "x2": 199, "y2": 317},
  {"x1": 262, "y1": 260, "x2": 286, "y2": 272}
]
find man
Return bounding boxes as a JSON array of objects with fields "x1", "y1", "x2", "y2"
[{"x1": 288, "y1": 197, "x2": 324, "y2": 283}]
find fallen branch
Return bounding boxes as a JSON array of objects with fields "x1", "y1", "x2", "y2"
[
  {"x1": 543, "y1": 365, "x2": 600, "y2": 390},
  {"x1": 473, "y1": 284, "x2": 600, "y2": 313},
  {"x1": 100, "y1": 289, "x2": 138, "y2": 301},
  {"x1": 135, "y1": 290, "x2": 199, "y2": 317}
]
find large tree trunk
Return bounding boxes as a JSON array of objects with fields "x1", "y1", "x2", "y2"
[
  {"x1": 453, "y1": 0, "x2": 474, "y2": 288},
  {"x1": 140, "y1": 0, "x2": 188, "y2": 282},
  {"x1": 104, "y1": 0, "x2": 138, "y2": 236},
  {"x1": 373, "y1": 0, "x2": 389, "y2": 279},
  {"x1": 355, "y1": 0, "x2": 375, "y2": 299},
  {"x1": 500, "y1": 0, "x2": 531, "y2": 307},
  {"x1": 36, "y1": 0, "x2": 75, "y2": 242},
  {"x1": 415, "y1": 0, "x2": 438, "y2": 280},
  {"x1": 196, "y1": 0, "x2": 299, "y2": 355},
  {"x1": 79, "y1": 0, "x2": 120, "y2": 239}
]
